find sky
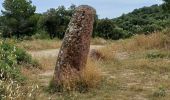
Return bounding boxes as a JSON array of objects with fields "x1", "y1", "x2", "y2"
[{"x1": 0, "y1": 0, "x2": 163, "y2": 19}]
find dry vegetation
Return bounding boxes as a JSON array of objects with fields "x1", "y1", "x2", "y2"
[
  {"x1": 90, "y1": 32, "x2": 170, "y2": 100},
  {"x1": 9, "y1": 38, "x2": 109, "y2": 51},
  {"x1": 121, "y1": 33, "x2": 170, "y2": 51},
  {"x1": 90, "y1": 37, "x2": 111, "y2": 45},
  {"x1": 26, "y1": 32, "x2": 170, "y2": 100},
  {"x1": 17, "y1": 39, "x2": 62, "y2": 51},
  {"x1": 1, "y1": 31, "x2": 169, "y2": 100}
]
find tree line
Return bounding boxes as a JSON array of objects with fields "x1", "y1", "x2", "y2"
[
  {"x1": 113, "y1": 4, "x2": 170, "y2": 35},
  {"x1": 0, "y1": 0, "x2": 170, "y2": 40}
]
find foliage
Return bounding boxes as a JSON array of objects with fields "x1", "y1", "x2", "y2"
[
  {"x1": 113, "y1": 4, "x2": 170, "y2": 35},
  {"x1": 0, "y1": 41, "x2": 39, "y2": 81},
  {"x1": 94, "y1": 18, "x2": 131, "y2": 39},
  {"x1": 0, "y1": 16, "x2": 3, "y2": 33},
  {"x1": 1, "y1": 0, "x2": 37, "y2": 38},
  {"x1": 0, "y1": 1, "x2": 170, "y2": 40},
  {"x1": 0, "y1": 41, "x2": 24, "y2": 82},
  {"x1": 163, "y1": 0, "x2": 170, "y2": 12},
  {"x1": 15, "y1": 47, "x2": 39, "y2": 68},
  {"x1": 31, "y1": 30, "x2": 50, "y2": 39},
  {"x1": 39, "y1": 5, "x2": 75, "y2": 39},
  {"x1": 93, "y1": 4, "x2": 170, "y2": 39},
  {"x1": 95, "y1": 18, "x2": 115, "y2": 39}
]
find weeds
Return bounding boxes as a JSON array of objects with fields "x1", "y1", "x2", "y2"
[
  {"x1": 153, "y1": 86, "x2": 166, "y2": 97},
  {"x1": 1, "y1": 32, "x2": 170, "y2": 99},
  {"x1": 49, "y1": 58, "x2": 102, "y2": 93},
  {"x1": 91, "y1": 37, "x2": 108, "y2": 45},
  {"x1": 121, "y1": 32, "x2": 170, "y2": 51},
  {"x1": 0, "y1": 70, "x2": 39, "y2": 100},
  {"x1": 17, "y1": 39, "x2": 62, "y2": 51},
  {"x1": 90, "y1": 45, "x2": 116, "y2": 61},
  {"x1": 0, "y1": 40, "x2": 41, "y2": 99}
]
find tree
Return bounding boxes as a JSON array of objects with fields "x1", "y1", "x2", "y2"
[
  {"x1": 92, "y1": 14, "x2": 99, "y2": 38},
  {"x1": 1, "y1": 0, "x2": 36, "y2": 38},
  {"x1": 163, "y1": 0, "x2": 170, "y2": 12},
  {"x1": 113, "y1": 4, "x2": 170, "y2": 36},
  {"x1": 39, "y1": 8, "x2": 59, "y2": 39},
  {"x1": 39, "y1": 5, "x2": 74, "y2": 39},
  {"x1": 0, "y1": 16, "x2": 3, "y2": 33},
  {"x1": 96, "y1": 18, "x2": 115, "y2": 39}
]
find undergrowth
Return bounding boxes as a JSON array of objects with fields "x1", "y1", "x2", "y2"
[{"x1": 0, "y1": 40, "x2": 40, "y2": 99}]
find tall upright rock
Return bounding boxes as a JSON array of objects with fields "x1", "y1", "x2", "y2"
[{"x1": 52, "y1": 5, "x2": 96, "y2": 86}]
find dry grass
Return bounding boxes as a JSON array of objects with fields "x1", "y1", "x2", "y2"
[
  {"x1": 89, "y1": 32, "x2": 170, "y2": 100},
  {"x1": 121, "y1": 32, "x2": 170, "y2": 51},
  {"x1": 24, "y1": 32, "x2": 170, "y2": 100},
  {"x1": 5, "y1": 31, "x2": 169, "y2": 99},
  {"x1": 17, "y1": 39, "x2": 62, "y2": 51},
  {"x1": 91, "y1": 37, "x2": 109, "y2": 45},
  {"x1": 94, "y1": 32, "x2": 170, "y2": 54},
  {"x1": 90, "y1": 45, "x2": 116, "y2": 61},
  {"x1": 81, "y1": 59, "x2": 102, "y2": 89},
  {"x1": 0, "y1": 70, "x2": 40, "y2": 100},
  {"x1": 34, "y1": 56, "x2": 56, "y2": 70},
  {"x1": 49, "y1": 58, "x2": 102, "y2": 93},
  {"x1": 16, "y1": 38, "x2": 108, "y2": 51}
]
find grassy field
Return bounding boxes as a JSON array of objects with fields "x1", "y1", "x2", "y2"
[
  {"x1": 1, "y1": 38, "x2": 108, "y2": 51},
  {"x1": 1, "y1": 32, "x2": 169, "y2": 100},
  {"x1": 18, "y1": 32, "x2": 169, "y2": 100}
]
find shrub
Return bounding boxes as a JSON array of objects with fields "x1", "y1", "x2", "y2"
[
  {"x1": 93, "y1": 45, "x2": 116, "y2": 61},
  {"x1": 0, "y1": 41, "x2": 40, "y2": 99},
  {"x1": 96, "y1": 18, "x2": 115, "y2": 39},
  {"x1": 15, "y1": 48, "x2": 39, "y2": 68},
  {"x1": 0, "y1": 41, "x2": 39, "y2": 81},
  {"x1": 0, "y1": 41, "x2": 24, "y2": 82}
]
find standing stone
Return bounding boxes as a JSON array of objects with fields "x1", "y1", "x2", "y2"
[{"x1": 52, "y1": 5, "x2": 96, "y2": 86}]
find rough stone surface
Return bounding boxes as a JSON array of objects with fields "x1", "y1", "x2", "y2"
[{"x1": 53, "y1": 5, "x2": 96, "y2": 84}]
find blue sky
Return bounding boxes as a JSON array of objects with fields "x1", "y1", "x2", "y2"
[{"x1": 0, "y1": 0, "x2": 163, "y2": 18}]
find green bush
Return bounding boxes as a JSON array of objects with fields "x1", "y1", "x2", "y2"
[
  {"x1": 15, "y1": 48, "x2": 39, "y2": 68},
  {"x1": 0, "y1": 41, "x2": 40, "y2": 99},
  {"x1": 0, "y1": 41, "x2": 39, "y2": 81},
  {"x1": 0, "y1": 41, "x2": 24, "y2": 82}
]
